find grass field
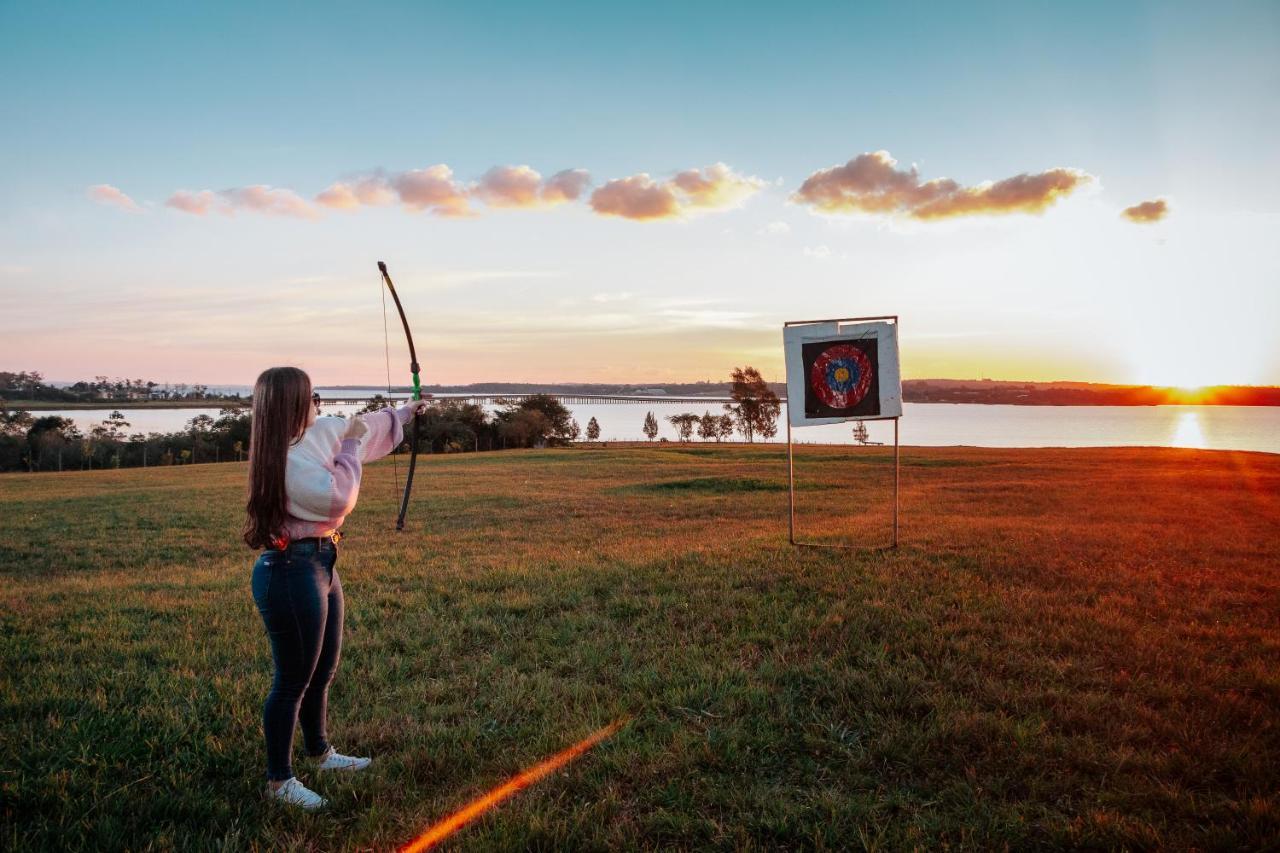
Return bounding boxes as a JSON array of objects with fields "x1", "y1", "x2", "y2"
[{"x1": 2, "y1": 443, "x2": 1278, "y2": 851}]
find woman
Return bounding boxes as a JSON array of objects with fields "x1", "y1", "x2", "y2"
[{"x1": 243, "y1": 367, "x2": 425, "y2": 810}]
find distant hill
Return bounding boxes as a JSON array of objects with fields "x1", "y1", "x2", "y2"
[{"x1": 322, "y1": 379, "x2": 1280, "y2": 406}]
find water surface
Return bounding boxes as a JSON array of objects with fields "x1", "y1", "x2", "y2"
[{"x1": 38, "y1": 402, "x2": 1280, "y2": 454}]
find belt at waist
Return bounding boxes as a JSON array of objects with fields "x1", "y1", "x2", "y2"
[{"x1": 266, "y1": 531, "x2": 343, "y2": 552}]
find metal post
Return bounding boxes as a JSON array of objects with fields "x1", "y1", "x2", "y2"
[
  {"x1": 787, "y1": 416, "x2": 795, "y2": 544},
  {"x1": 893, "y1": 416, "x2": 900, "y2": 548}
]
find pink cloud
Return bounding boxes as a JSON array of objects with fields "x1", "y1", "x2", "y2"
[
  {"x1": 541, "y1": 169, "x2": 591, "y2": 204},
  {"x1": 165, "y1": 186, "x2": 318, "y2": 219},
  {"x1": 1121, "y1": 198, "x2": 1169, "y2": 223},
  {"x1": 391, "y1": 165, "x2": 472, "y2": 216},
  {"x1": 222, "y1": 185, "x2": 320, "y2": 219},
  {"x1": 165, "y1": 189, "x2": 225, "y2": 216},
  {"x1": 162, "y1": 160, "x2": 760, "y2": 224},
  {"x1": 792, "y1": 151, "x2": 1092, "y2": 219},
  {"x1": 590, "y1": 163, "x2": 762, "y2": 221},
  {"x1": 670, "y1": 163, "x2": 763, "y2": 209},
  {"x1": 86, "y1": 184, "x2": 140, "y2": 212},
  {"x1": 315, "y1": 175, "x2": 397, "y2": 210},
  {"x1": 472, "y1": 165, "x2": 593, "y2": 208},
  {"x1": 473, "y1": 165, "x2": 543, "y2": 207},
  {"x1": 590, "y1": 174, "x2": 682, "y2": 220}
]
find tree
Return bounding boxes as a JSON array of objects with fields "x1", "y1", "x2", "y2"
[
  {"x1": 214, "y1": 407, "x2": 252, "y2": 460},
  {"x1": 358, "y1": 394, "x2": 393, "y2": 414},
  {"x1": 724, "y1": 366, "x2": 781, "y2": 443},
  {"x1": 28, "y1": 416, "x2": 77, "y2": 471},
  {"x1": 666, "y1": 413, "x2": 698, "y2": 442},
  {"x1": 496, "y1": 395, "x2": 573, "y2": 446},
  {"x1": 698, "y1": 411, "x2": 718, "y2": 442},
  {"x1": 717, "y1": 413, "x2": 735, "y2": 442},
  {"x1": 497, "y1": 409, "x2": 550, "y2": 449},
  {"x1": 643, "y1": 411, "x2": 659, "y2": 441},
  {"x1": 0, "y1": 408, "x2": 33, "y2": 438},
  {"x1": 586, "y1": 417, "x2": 601, "y2": 443},
  {"x1": 102, "y1": 410, "x2": 131, "y2": 441},
  {"x1": 852, "y1": 421, "x2": 870, "y2": 445},
  {"x1": 422, "y1": 400, "x2": 488, "y2": 452},
  {"x1": 569, "y1": 418, "x2": 581, "y2": 442}
]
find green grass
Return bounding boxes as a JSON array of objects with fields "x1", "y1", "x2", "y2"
[
  {"x1": 1, "y1": 444, "x2": 1278, "y2": 850},
  {"x1": 620, "y1": 476, "x2": 792, "y2": 494}
]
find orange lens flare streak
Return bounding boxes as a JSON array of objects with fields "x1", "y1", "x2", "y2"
[{"x1": 399, "y1": 718, "x2": 629, "y2": 853}]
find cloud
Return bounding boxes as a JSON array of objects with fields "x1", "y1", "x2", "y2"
[
  {"x1": 166, "y1": 185, "x2": 319, "y2": 219},
  {"x1": 473, "y1": 165, "x2": 541, "y2": 207},
  {"x1": 1121, "y1": 198, "x2": 1169, "y2": 223},
  {"x1": 86, "y1": 184, "x2": 140, "y2": 212},
  {"x1": 313, "y1": 167, "x2": 469, "y2": 215},
  {"x1": 759, "y1": 220, "x2": 791, "y2": 235},
  {"x1": 590, "y1": 174, "x2": 682, "y2": 220},
  {"x1": 658, "y1": 307, "x2": 762, "y2": 329},
  {"x1": 315, "y1": 175, "x2": 396, "y2": 210},
  {"x1": 223, "y1": 185, "x2": 319, "y2": 219},
  {"x1": 391, "y1": 165, "x2": 472, "y2": 216},
  {"x1": 541, "y1": 169, "x2": 592, "y2": 204},
  {"x1": 165, "y1": 190, "x2": 223, "y2": 215},
  {"x1": 473, "y1": 165, "x2": 592, "y2": 208},
  {"x1": 164, "y1": 161, "x2": 760, "y2": 223},
  {"x1": 590, "y1": 162, "x2": 763, "y2": 221},
  {"x1": 792, "y1": 150, "x2": 1092, "y2": 220},
  {"x1": 669, "y1": 163, "x2": 764, "y2": 209}
]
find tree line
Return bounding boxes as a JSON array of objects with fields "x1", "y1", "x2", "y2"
[
  {"x1": 0, "y1": 394, "x2": 581, "y2": 473},
  {"x1": 0, "y1": 366, "x2": 783, "y2": 471},
  {"x1": 0, "y1": 407, "x2": 253, "y2": 472},
  {"x1": 0, "y1": 370, "x2": 245, "y2": 404},
  {"x1": 642, "y1": 367, "x2": 782, "y2": 442}
]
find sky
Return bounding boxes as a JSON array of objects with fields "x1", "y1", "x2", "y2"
[{"x1": 2, "y1": 1, "x2": 1278, "y2": 388}]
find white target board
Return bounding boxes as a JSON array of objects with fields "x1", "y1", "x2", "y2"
[{"x1": 783, "y1": 319, "x2": 902, "y2": 426}]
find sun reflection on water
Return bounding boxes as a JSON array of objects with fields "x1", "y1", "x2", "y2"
[{"x1": 1171, "y1": 410, "x2": 1207, "y2": 449}]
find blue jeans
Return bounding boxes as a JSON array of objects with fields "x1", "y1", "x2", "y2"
[{"x1": 251, "y1": 540, "x2": 344, "y2": 782}]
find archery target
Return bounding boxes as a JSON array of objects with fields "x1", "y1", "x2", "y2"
[
  {"x1": 803, "y1": 338, "x2": 879, "y2": 418},
  {"x1": 783, "y1": 319, "x2": 901, "y2": 425}
]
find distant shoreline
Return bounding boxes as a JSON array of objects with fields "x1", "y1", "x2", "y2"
[{"x1": 10, "y1": 377, "x2": 1279, "y2": 410}]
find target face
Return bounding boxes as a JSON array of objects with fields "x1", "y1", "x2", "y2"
[
  {"x1": 809, "y1": 344, "x2": 873, "y2": 409},
  {"x1": 802, "y1": 338, "x2": 880, "y2": 419}
]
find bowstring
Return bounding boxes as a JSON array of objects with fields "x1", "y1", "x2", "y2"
[{"x1": 381, "y1": 274, "x2": 401, "y2": 499}]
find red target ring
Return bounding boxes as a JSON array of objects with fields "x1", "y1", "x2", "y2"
[{"x1": 809, "y1": 344, "x2": 873, "y2": 410}]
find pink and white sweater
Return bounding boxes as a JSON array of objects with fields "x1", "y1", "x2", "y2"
[{"x1": 281, "y1": 407, "x2": 411, "y2": 540}]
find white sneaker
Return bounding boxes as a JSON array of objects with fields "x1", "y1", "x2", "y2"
[
  {"x1": 314, "y1": 746, "x2": 372, "y2": 773},
  {"x1": 267, "y1": 777, "x2": 327, "y2": 811}
]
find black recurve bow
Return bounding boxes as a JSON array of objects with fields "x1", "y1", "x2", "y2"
[{"x1": 378, "y1": 261, "x2": 421, "y2": 531}]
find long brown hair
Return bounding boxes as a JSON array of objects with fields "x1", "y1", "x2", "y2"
[{"x1": 243, "y1": 367, "x2": 312, "y2": 549}]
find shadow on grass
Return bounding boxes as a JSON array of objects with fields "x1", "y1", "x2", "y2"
[{"x1": 613, "y1": 477, "x2": 827, "y2": 495}]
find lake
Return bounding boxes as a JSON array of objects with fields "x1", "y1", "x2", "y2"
[{"x1": 34, "y1": 401, "x2": 1280, "y2": 455}]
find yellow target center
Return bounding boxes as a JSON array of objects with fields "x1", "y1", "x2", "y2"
[{"x1": 834, "y1": 366, "x2": 851, "y2": 383}]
